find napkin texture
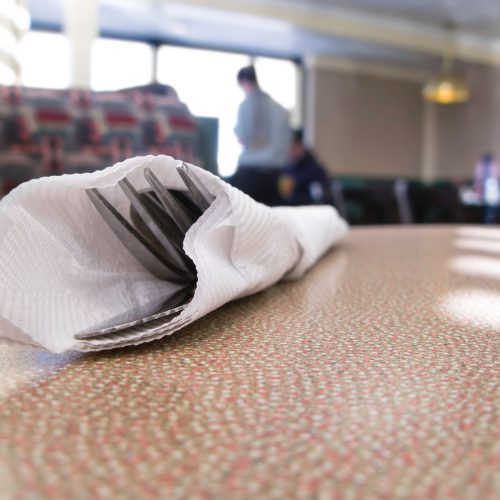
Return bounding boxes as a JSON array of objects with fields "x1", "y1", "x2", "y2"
[{"x1": 0, "y1": 156, "x2": 348, "y2": 352}]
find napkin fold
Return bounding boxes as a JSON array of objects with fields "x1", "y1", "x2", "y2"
[{"x1": 0, "y1": 156, "x2": 348, "y2": 352}]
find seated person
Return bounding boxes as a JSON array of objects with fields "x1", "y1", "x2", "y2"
[
  {"x1": 279, "y1": 129, "x2": 330, "y2": 205},
  {"x1": 474, "y1": 152, "x2": 500, "y2": 223}
]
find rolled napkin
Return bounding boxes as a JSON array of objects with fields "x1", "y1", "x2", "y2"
[{"x1": 0, "y1": 155, "x2": 348, "y2": 352}]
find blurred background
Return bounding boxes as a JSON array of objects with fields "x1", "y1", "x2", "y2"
[{"x1": 2, "y1": 0, "x2": 500, "y2": 224}]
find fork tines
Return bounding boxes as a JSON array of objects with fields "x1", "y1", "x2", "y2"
[
  {"x1": 79, "y1": 163, "x2": 214, "y2": 345},
  {"x1": 86, "y1": 162, "x2": 214, "y2": 285}
]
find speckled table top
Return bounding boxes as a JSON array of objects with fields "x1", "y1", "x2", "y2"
[{"x1": 0, "y1": 225, "x2": 498, "y2": 499}]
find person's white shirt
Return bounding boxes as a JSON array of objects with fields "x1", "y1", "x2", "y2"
[{"x1": 234, "y1": 89, "x2": 291, "y2": 168}]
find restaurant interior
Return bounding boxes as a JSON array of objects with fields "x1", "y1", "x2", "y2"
[{"x1": 0, "y1": 1, "x2": 498, "y2": 498}]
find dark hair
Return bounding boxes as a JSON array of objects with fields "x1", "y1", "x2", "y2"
[
  {"x1": 482, "y1": 152, "x2": 494, "y2": 164},
  {"x1": 292, "y1": 129, "x2": 304, "y2": 144},
  {"x1": 237, "y1": 66, "x2": 258, "y2": 85}
]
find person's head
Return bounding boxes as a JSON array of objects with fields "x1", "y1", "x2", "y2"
[
  {"x1": 290, "y1": 128, "x2": 306, "y2": 161},
  {"x1": 237, "y1": 66, "x2": 259, "y2": 94},
  {"x1": 481, "y1": 152, "x2": 494, "y2": 164}
]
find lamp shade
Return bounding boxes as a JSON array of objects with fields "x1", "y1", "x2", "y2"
[{"x1": 422, "y1": 71, "x2": 471, "y2": 104}]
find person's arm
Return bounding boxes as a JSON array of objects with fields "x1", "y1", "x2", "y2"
[
  {"x1": 307, "y1": 152, "x2": 328, "y2": 181},
  {"x1": 271, "y1": 106, "x2": 292, "y2": 166},
  {"x1": 474, "y1": 162, "x2": 483, "y2": 197},
  {"x1": 234, "y1": 100, "x2": 252, "y2": 147},
  {"x1": 494, "y1": 161, "x2": 500, "y2": 181}
]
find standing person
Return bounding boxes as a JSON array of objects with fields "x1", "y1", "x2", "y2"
[
  {"x1": 474, "y1": 152, "x2": 500, "y2": 224},
  {"x1": 279, "y1": 129, "x2": 330, "y2": 205},
  {"x1": 231, "y1": 65, "x2": 291, "y2": 206}
]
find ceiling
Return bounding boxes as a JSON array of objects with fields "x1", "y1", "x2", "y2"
[
  {"x1": 281, "y1": 0, "x2": 500, "y2": 39},
  {"x1": 28, "y1": 0, "x2": 500, "y2": 71}
]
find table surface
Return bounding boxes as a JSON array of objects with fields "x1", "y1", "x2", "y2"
[{"x1": 0, "y1": 225, "x2": 498, "y2": 499}]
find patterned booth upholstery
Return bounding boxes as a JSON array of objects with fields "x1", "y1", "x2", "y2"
[{"x1": 0, "y1": 84, "x2": 203, "y2": 196}]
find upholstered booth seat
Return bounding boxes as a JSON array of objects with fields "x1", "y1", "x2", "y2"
[{"x1": 0, "y1": 85, "x2": 205, "y2": 197}]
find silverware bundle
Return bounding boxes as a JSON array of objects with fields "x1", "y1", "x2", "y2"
[{"x1": 76, "y1": 162, "x2": 214, "y2": 342}]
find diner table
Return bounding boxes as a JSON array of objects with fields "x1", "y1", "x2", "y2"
[{"x1": 0, "y1": 225, "x2": 498, "y2": 498}]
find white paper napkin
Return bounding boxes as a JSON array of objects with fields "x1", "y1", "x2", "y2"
[{"x1": 0, "y1": 155, "x2": 348, "y2": 352}]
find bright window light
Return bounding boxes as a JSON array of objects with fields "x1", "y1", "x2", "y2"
[
  {"x1": 455, "y1": 227, "x2": 500, "y2": 241},
  {"x1": 0, "y1": 64, "x2": 16, "y2": 85},
  {"x1": 157, "y1": 45, "x2": 250, "y2": 177},
  {"x1": 449, "y1": 255, "x2": 500, "y2": 280},
  {"x1": 441, "y1": 288, "x2": 500, "y2": 330},
  {"x1": 454, "y1": 237, "x2": 500, "y2": 254},
  {"x1": 91, "y1": 38, "x2": 154, "y2": 91},
  {"x1": 254, "y1": 57, "x2": 300, "y2": 125},
  {"x1": 0, "y1": 0, "x2": 17, "y2": 19},
  {"x1": 18, "y1": 31, "x2": 70, "y2": 89},
  {"x1": 0, "y1": 24, "x2": 17, "y2": 55}
]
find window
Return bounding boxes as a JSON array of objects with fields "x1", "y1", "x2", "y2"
[
  {"x1": 91, "y1": 38, "x2": 154, "y2": 91},
  {"x1": 157, "y1": 45, "x2": 250, "y2": 176},
  {"x1": 18, "y1": 31, "x2": 70, "y2": 89},
  {"x1": 16, "y1": 32, "x2": 302, "y2": 173},
  {"x1": 254, "y1": 57, "x2": 301, "y2": 128},
  {"x1": 157, "y1": 46, "x2": 301, "y2": 176}
]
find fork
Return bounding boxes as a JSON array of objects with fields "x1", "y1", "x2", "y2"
[{"x1": 77, "y1": 162, "x2": 215, "y2": 340}]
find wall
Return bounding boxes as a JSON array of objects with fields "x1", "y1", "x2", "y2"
[
  {"x1": 434, "y1": 63, "x2": 500, "y2": 180},
  {"x1": 306, "y1": 61, "x2": 424, "y2": 178},
  {"x1": 306, "y1": 59, "x2": 500, "y2": 181}
]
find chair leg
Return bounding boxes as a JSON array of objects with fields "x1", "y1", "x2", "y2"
[
  {"x1": 331, "y1": 179, "x2": 348, "y2": 221},
  {"x1": 394, "y1": 179, "x2": 413, "y2": 224}
]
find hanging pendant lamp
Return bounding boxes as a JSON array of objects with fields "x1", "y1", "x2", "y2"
[
  {"x1": 423, "y1": 57, "x2": 471, "y2": 104},
  {"x1": 422, "y1": 22, "x2": 471, "y2": 105}
]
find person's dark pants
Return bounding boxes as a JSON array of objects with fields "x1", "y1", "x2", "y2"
[
  {"x1": 228, "y1": 166, "x2": 282, "y2": 206},
  {"x1": 485, "y1": 205, "x2": 500, "y2": 224}
]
